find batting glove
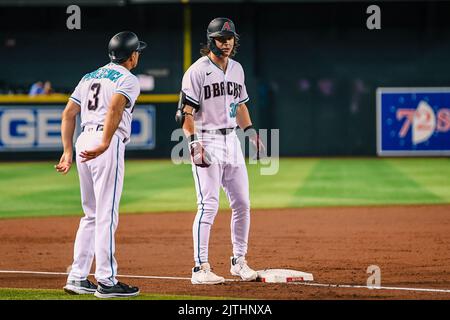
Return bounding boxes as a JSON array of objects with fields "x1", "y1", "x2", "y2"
[{"x1": 189, "y1": 134, "x2": 211, "y2": 168}]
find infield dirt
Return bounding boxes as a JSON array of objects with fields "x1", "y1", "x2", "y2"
[{"x1": 1, "y1": 205, "x2": 450, "y2": 299}]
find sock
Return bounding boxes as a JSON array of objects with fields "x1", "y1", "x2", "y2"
[{"x1": 232, "y1": 256, "x2": 243, "y2": 265}]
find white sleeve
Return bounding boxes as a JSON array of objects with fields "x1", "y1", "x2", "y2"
[
  {"x1": 116, "y1": 75, "x2": 140, "y2": 108},
  {"x1": 69, "y1": 80, "x2": 82, "y2": 106},
  {"x1": 238, "y1": 67, "x2": 249, "y2": 105},
  {"x1": 181, "y1": 68, "x2": 202, "y2": 110}
]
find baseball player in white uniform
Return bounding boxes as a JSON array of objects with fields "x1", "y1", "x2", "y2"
[
  {"x1": 55, "y1": 31, "x2": 146, "y2": 298},
  {"x1": 176, "y1": 18, "x2": 266, "y2": 284}
]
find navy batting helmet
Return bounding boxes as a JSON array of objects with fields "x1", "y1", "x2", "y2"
[
  {"x1": 206, "y1": 18, "x2": 239, "y2": 57},
  {"x1": 108, "y1": 31, "x2": 147, "y2": 63}
]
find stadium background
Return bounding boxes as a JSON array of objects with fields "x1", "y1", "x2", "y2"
[
  {"x1": 2, "y1": 0, "x2": 450, "y2": 158},
  {"x1": 1, "y1": 0, "x2": 450, "y2": 300}
]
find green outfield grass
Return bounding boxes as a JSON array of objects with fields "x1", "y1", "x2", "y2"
[
  {"x1": 0, "y1": 158, "x2": 449, "y2": 218},
  {"x1": 0, "y1": 288, "x2": 232, "y2": 300}
]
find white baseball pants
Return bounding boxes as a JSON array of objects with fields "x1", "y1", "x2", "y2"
[
  {"x1": 192, "y1": 130, "x2": 251, "y2": 266},
  {"x1": 68, "y1": 129, "x2": 125, "y2": 286}
]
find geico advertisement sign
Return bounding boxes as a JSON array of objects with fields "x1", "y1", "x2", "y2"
[{"x1": 0, "y1": 106, "x2": 155, "y2": 151}]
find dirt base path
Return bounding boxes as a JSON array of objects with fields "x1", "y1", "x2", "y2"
[{"x1": 1, "y1": 205, "x2": 450, "y2": 299}]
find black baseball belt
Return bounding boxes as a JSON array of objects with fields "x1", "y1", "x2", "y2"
[
  {"x1": 201, "y1": 127, "x2": 237, "y2": 135},
  {"x1": 82, "y1": 124, "x2": 104, "y2": 132},
  {"x1": 81, "y1": 125, "x2": 128, "y2": 143}
]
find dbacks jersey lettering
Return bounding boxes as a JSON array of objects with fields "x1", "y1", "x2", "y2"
[{"x1": 181, "y1": 56, "x2": 249, "y2": 130}]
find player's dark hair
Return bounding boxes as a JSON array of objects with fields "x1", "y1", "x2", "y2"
[{"x1": 200, "y1": 37, "x2": 239, "y2": 57}]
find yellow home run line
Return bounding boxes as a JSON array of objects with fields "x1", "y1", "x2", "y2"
[
  {"x1": 0, "y1": 270, "x2": 449, "y2": 293},
  {"x1": 183, "y1": 4, "x2": 192, "y2": 73},
  {"x1": 0, "y1": 94, "x2": 179, "y2": 104}
]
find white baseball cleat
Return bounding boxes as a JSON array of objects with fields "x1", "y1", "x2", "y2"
[
  {"x1": 191, "y1": 263, "x2": 225, "y2": 285},
  {"x1": 230, "y1": 256, "x2": 258, "y2": 281}
]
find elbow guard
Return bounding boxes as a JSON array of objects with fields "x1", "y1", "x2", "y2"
[{"x1": 175, "y1": 91, "x2": 195, "y2": 127}]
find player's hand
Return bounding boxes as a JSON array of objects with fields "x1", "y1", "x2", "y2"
[
  {"x1": 249, "y1": 133, "x2": 266, "y2": 160},
  {"x1": 55, "y1": 151, "x2": 73, "y2": 174},
  {"x1": 189, "y1": 141, "x2": 211, "y2": 168},
  {"x1": 79, "y1": 142, "x2": 110, "y2": 163}
]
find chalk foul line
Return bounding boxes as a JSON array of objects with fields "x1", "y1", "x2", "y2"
[{"x1": 0, "y1": 270, "x2": 449, "y2": 293}]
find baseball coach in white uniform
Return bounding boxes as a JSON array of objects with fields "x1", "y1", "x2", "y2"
[{"x1": 55, "y1": 31, "x2": 146, "y2": 298}]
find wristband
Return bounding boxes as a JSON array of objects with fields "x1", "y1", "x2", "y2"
[
  {"x1": 188, "y1": 134, "x2": 198, "y2": 144},
  {"x1": 243, "y1": 125, "x2": 254, "y2": 132}
]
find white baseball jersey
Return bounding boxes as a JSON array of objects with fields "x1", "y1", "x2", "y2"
[
  {"x1": 66, "y1": 62, "x2": 139, "y2": 286},
  {"x1": 69, "y1": 62, "x2": 140, "y2": 142},
  {"x1": 181, "y1": 56, "x2": 249, "y2": 130}
]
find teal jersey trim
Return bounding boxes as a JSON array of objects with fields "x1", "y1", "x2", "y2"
[{"x1": 109, "y1": 136, "x2": 120, "y2": 285}]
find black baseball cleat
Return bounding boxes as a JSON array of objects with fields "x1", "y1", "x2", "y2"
[
  {"x1": 94, "y1": 281, "x2": 140, "y2": 298},
  {"x1": 63, "y1": 279, "x2": 97, "y2": 295}
]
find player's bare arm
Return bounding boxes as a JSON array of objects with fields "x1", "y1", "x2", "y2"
[
  {"x1": 79, "y1": 93, "x2": 127, "y2": 162},
  {"x1": 181, "y1": 104, "x2": 196, "y2": 138},
  {"x1": 179, "y1": 104, "x2": 211, "y2": 167},
  {"x1": 55, "y1": 100, "x2": 80, "y2": 174},
  {"x1": 237, "y1": 103, "x2": 266, "y2": 158},
  {"x1": 236, "y1": 103, "x2": 252, "y2": 129}
]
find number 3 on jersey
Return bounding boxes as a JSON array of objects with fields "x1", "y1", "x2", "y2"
[
  {"x1": 229, "y1": 102, "x2": 238, "y2": 118},
  {"x1": 88, "y1": 83, "x2": 101, "y2": 111}
]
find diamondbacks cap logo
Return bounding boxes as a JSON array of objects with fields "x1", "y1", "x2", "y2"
[{"x1": 222, "y1": 21, "x2": 231, "y2": 31}]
